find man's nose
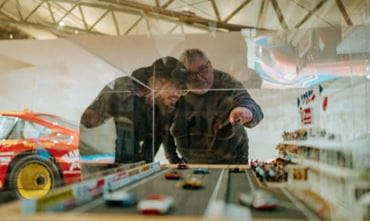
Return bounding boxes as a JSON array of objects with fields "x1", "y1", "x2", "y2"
[
  {"x1": 195, "y1": 73, "x2": 203, "y2": 80},
  {"x1": 196, "y1": 73, "x2": 208, "y2": 82}
]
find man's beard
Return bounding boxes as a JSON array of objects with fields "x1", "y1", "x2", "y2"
[
  {"x1": 187, "y1": 77, "x2": 213, "y2": 95},
  {"x1": 155, "y1": 98, "x2": 175, "y2": 114}
]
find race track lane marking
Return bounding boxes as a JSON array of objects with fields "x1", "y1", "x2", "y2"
[
  {"x1": 204, "y1": 169, "x2": 252, "y2": 220},
  {"x1": 207, "y1": 168, "x2": 226, "y2": 204},
  {"x1": 204, "y1": 168, "x2": 225, "y2": 216},
  {"x1": 73, "y1": 168, "x2": 171, "y2": 213},
  {"x1": 281, "y1": 187, "x2": 321, "y2": 221},
  {"x1": 245, "y1": 170, "x2": 256, "y2": 191},
  {"x1": 122, "y1": 168, "x2": 171, "y2": 192}
]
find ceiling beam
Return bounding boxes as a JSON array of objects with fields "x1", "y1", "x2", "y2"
[
  {"x1": 111, "y1": 10, "x2": 120, "y2": 35},
  {"x1": 124, "y1": 16, "x2": 143, "y2": 35},
  {"x1": 78, "y1": 5, "x2": 88, "y2": 29},
  {"x1": 46, "y1": 0, "x2": 56, "y2": 23},
  {"x1": 100, "y1": 0, "x2": 258, "y2": 30},
  {"x1": 161, "y1": 0, "x2": 174, "y2": 9},
  {"x1": 24, "y1": 0, "x2": 45, "y2": 22},
  {"x1": 256, "y1": 0, "x2": 266, "y2": 27},
  {"x1": 0, "y1": 0, "x2": 9, "y2": 11},
  {"x1": 210, "y1": 0, "x2": 221, "y2": 22},
  {"x1": 15, "y1": 0, "x2": 23, "y2": 21},
  {"x1": 51, "y1": 0, "x2": 261, "y2": 31},
  {"x1": 88, "y1": 9, "x2": 110, "y2": 31},
  {"x1": 56, "y1": 4, "x2": 77, "y2": 24},
  {"x1": 1, "y1": 0, "x2": 266, "y2": 39},
  {"x1": 142, "y1": 12, "x2": 152, "y2": 35},
  {"x1": 0, "y1": 9, "x2": 15, "y2": 20},
  {"x1": 223, "y1": 0, "x2": 251, "y2": 23},
  {"x1": 294, "y1": 0, "x2": 329, "y2": 28},
  {"x1": 167, "y1": 22, "x2": 179, "y2": 34},
  {"x1": 270, "y1": 0, "x2": 288, "y2": 29},
  {"x1": 292, "y1": 0, "x2": 334, "y2": 27},
  {"x1": 0, "y1": 18, "x2": 105, "y2": 36},
  {"x1": 335, "y1": 0, "x2": 353, "y2": 26},
  {"x1": 51, "y1": 0, "x2": 85, "y2": 26}
]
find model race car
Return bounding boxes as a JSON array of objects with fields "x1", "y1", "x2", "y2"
[
  {"x1": 193, "y1": 168, "x2": 209, "y2": 174},
  {"x1": 239, "y1": 189, "x2": 278, "y2": 210},
  {"x1": 103, "y1": 191, "x2": 137, "y2": 207},
  {"x1": 178, "y1": 177, "x2": 203, "y2": 190},
  {"x1": 230, "y1": 167, "x2": 246, "y2": 173},
  {"x1": 164, "y1": 171, "x2": 181, "y2": 180},
  {"x1": 137, "y1": 194, "x2": 174, "y2": 215},
  {"x1": 0, "y1": 111, "x2": 80, "y2": 199},
  {"x1": 176, "y1": 163, "x2": 188, "y2": 170}
]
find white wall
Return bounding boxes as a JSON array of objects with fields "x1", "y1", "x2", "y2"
[{"x1": 0, "y1": 39, "x2": 124, "y2": 123}]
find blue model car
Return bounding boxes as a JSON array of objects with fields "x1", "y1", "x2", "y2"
[
  {"x1": 193, "y1": 168, "x2": 209, "y2": 174},
  {"x1": 103, "y1": 191, "x2": 137, "y2": 207}
]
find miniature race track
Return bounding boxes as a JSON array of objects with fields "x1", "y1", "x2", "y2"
[{"x1": 70, "y1": 167, "x2": 318, "y2": 220}]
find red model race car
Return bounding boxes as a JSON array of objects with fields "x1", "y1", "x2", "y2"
[
  {"x1": 0, "y1": 111, "x2": 80, "y2": 199},
  {"x1": 164, "y1": 171, "x2": 181, "y2": 180}
]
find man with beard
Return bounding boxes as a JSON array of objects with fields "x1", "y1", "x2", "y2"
[
  {"x1": 80, "y1": 57, "x2": 185, "y2": 167},
  {"x1": 165, "y1": 49, "x2": 263, "y2": 164}
]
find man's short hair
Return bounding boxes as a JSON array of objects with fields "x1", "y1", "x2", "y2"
[
  {"x1": 179, "y1": 49, "x2": 208, "y2": 67},
  {"x1": 151, "y1": 57, "x2": 183, "y2": 79},
  {"x1": 150, "y1": 56, "x2": 186, "y2": 88},
  {"x1": 132, "y1": 56, "x2": 186, "y2": 88}
]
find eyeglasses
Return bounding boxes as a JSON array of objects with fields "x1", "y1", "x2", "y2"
[{"x1": 186, "y1": 61, "x2": 211, "y2": 81}]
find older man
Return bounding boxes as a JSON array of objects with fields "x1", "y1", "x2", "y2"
[
  {"x1": 80, "y1": 57, "x2": 185, "y2": 165},
  {"x1": 165, "y1": 49, "x2": 263, "y2": 164}
]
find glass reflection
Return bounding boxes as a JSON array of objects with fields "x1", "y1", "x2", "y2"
[{"x1": 79, "y1": 57, "x2": 185, "y2": 177}]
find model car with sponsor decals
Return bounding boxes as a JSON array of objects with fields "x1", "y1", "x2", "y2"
[
  {"x1": 193, "y1": 168, "x2": 209, "y2": 174},
  {"x1": 0, "y1": 111, "x2": 80, "y2": 199},
  {"x1": 137, "y1": 194, "x2": 174, "y2": 215},
  {"x1": 177, "y1": 177, "x2": 203, "y2": 189},
  {"x1": 103, "y1": 191, "x2": 137, "y2": 207},
  {"x1": 164, "y1": 171, "x2": 181, "y2": 180},
  {"x1": 239, "y1": 189, "x2": 278, "y2": 210}
]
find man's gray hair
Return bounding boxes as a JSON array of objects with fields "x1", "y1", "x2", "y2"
[{"x1": 179, "y1": 48, "x2": 208, "y2": 67}]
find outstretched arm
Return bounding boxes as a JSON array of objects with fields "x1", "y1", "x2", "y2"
[
  {"x1": 80, "y1": 85, "x2": 115, "y2": 128},
  {"x1": 230, "y1": 89, "x2": 264, "y2": 128},
  {"x1": 216, "y1": 71, "x2": 263, "y2": 128}
]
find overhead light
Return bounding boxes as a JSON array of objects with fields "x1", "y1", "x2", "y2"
[{"x1": 59, "y1": 21, "x2": 65, "y2": 26}]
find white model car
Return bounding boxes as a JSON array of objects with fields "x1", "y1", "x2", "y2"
[
  {"x1": 239, "y1": 190, "x2": 278, "y2": 210},
  {"x1": 103, "y1": 191, "x2": 137, "y2": 207},
  {"x1": 137, "y1": 194, "x2": 174, "y2": 215}
]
